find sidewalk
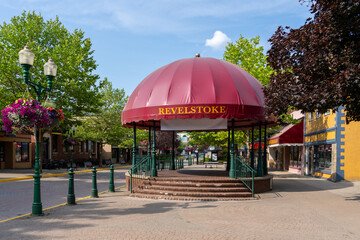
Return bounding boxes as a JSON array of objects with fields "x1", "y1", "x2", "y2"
[
  {"x1": 0, "y1": 164, "x2": 131, "y2": 182},
  {"x1": 0, "y1": 170, "x2": 359, "y2": 240}
]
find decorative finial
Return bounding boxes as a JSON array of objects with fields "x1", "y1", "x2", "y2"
[{"x1": 195, "y1": 53, "x2": 200, "y2": 57}]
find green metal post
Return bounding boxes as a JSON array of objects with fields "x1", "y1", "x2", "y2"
[
  {"x1": 147, "y1": 127, "x2": 151, "y2": 171},
  {"x1": 257, "y1": 123, "x2": 263, "y2": 177},
  {"x1": 227, "y1": 129, "x2": 230, "y2": 171},
  {"x1": 251, "y1": 125, "x2": 255, "y2": 169},
  {"x1": 67, "y1": 168, "x2": 76, "y2": 205},
  {"x1": 32, "y1": 127, "x2": 43, "y2": 215},
  {"x1": 229, "y1": 119, "x2": 236, "y2": 178},
  {"x1": 150, "y1": 122, "x2": 157, "y2": 177},
  {"x1": 132, "y1": 123, "x2": 137, "y2": 169},
  {"x1": 20, "y1": 54, "x2": 56, "y2": 216},
  {"x1": 263, "y1": 122, "x2": 268, "y2": 175},
  {"x1": 91, "y1": 167, "x2": 99, "y2": 198},
  {"x1": 109, "y1": 165, "x2": 115, "y2": 192},
  {"x1": 170, "y1": 131, "x2": 175, "y2": 170}
]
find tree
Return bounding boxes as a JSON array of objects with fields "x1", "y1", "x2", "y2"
[
  {"x1": 155, "y1": 131, "x2": 181, "y2": 152},
  {"x1": 223, "y1": 34, "x2": 274, "y2": 86},
  {"x1": 0, "y1": 11, "x2": 102, "y2": 125},
  {"x1": 265, "y1": 1, "x2": 360, "y2": 122},
  {"x1": 76, "y1": 79, "x2": 147, "y2": 164},
  {"x1": 188, "y1": 131, "x2": 247, "y2": 150}
]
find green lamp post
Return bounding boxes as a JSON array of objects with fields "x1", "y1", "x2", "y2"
[
  {"x1": 67, "y1": 126, "x2": 76, "y2": 205},
  {"x1": 19, "y1": 45, "x2": 57, "y2": 216}
]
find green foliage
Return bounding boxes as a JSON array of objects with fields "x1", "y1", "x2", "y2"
[
  {"x1": 76, "y1": 78, "x2": 147, "y2": 148},
  {"x1": 223, "y1": 34, "x2": 274, "y2": 86},
  {"x1": 265, "y1": 1, "x2": 360, "y2": 122},
  {"x1": 0, "y1": 11, "x2": 102, "y2": 126},
  {"x1": 188, "y1": 131, "x2": 246, "y2": 150}
]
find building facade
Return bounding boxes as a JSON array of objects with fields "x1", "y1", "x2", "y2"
[
  {"x1": 268, "y1": 120, "x2": 304, "y2": 174},
  {"x1": 304, "y1": 107, "x2": 360, "y2": 181}
]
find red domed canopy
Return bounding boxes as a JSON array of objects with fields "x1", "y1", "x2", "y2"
[{"x1": 122, "y1": 57, "x2": 272, "y2": 130}]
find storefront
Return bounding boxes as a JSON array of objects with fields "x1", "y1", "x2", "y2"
[
  {"x1": 268, "y1": 120, "x2": 304, "y2": 174},
  {"x1": 0, "y1": 130, "x2": 33, "y2": 169}
]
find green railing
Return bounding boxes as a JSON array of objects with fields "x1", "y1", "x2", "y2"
[
  {"x1": 156, "y1": 155, "x2": 184, "y2": 170},
  {"x1": 235, "y1": 156, "x2": 256, "y2": 197},
  {"x1": 129, "y1": 155, "x2": 150, "y2": 193}
]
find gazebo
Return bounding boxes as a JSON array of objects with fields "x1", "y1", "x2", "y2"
[{"x1": 122, "y1": 55, "x2": 275, "y2": 197}]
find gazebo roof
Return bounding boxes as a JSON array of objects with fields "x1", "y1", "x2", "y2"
[{"x1": 122, "y1": 56, "x2": 274, "y2": 130}]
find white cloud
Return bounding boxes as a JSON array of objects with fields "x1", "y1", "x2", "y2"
[{"x1": 205, "y1": 31, "x2": 231, "y2": 50}]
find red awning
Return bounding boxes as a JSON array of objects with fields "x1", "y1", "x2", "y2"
[
  {"x1": 122, "y1": 57, "x2": 274, "y2": 129},
  {"x1": 268, "y1": 120, "x2": 304, "y2": 145}
]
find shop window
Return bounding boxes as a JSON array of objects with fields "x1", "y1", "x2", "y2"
[
  {"x1": 308, "y1": 112, "x2": 314, "y2": 122},
  {"x1": 15, "y1": 142, "x2": 29, "y2": 162},
  {"x1": 316, "y1": 110, "x2": 321, "y2": 119},
  {"x1": 52, "y1": 135, "x2": 58, "y2": 152},
  {"x1": 290, "y1": 146, "x2": 301, "y2": 168},
  {"x1": 0, "y1": 143, "x2": 5, "y2": 162},
  {"x1": 314, "y1": 144, "x2": 332, "y2": 170}
]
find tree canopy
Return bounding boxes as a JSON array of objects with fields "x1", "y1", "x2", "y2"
[
  {"x1": 76, "y1": 78, "x2": 146, "y2": 148},
  {"x1": 0, "y1": 11, "x2": 102, "y2": 125},
  {"x1": 223, "y1": 34, "x2": 274, "y2": 86},
  {"x1": 265, "y1": 0, "x2": 360, "y2": 122}
]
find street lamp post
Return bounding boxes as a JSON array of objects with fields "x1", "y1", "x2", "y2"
[
  {"x1": 69, "y1": 126, "x2": 76, "y2": 168},
  {"x1": 19, "y1": 45, "x2": 57, "y2": 216},
  {"x1": 67, "y1": 126, "x2": 76, "y2": 205}
]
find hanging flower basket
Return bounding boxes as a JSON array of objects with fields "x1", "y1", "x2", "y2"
[
  {"x1": 1, "y1": 99, "x2": 50, "y2": 133},
  {"x1": 47, "y1": 107, "x2": 64, "y2": 128},
  {"x1": 63, "y1": 137, "x2": 76, "y2": 147}
]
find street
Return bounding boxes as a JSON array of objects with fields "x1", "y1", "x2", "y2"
[{"x1": 0, "y1": 168, "x2": 128, "y2": 221}]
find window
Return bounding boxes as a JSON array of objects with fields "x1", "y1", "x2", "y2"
[
  {"x1": 0, "y1": 143, "x2": 4, "y2": 162},
  {"x1": 84, "y1": 141, "x2": 88, "y2": 152},
  {"x1": 308, "y1": 112, "x2": 314, "y2": 121},
  {"x1": 15, "y1": 142, "x2": 29, "y2": 162},
  {"x1": 78, "y1": 142, "x2": 82, "y2": 153},
  {"x1": 52, "y1": 135, "x2": 58, "y2": 152},
  {"x1": 324, "y1": 109, "x2": 331, "y2": 116},
  {"x1": 316, "y1": 110, "x2": 321, "y2": 119},
  {"x1": 314, "y1": 144, "x2": 332, "y2": 170},
  {"x1": 289, "y1": 146, "x2": 301, "y2": 168}
]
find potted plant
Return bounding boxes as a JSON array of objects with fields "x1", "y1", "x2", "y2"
[{"x1": 1, "y1": 99, "x2": 50, "y2": 133}]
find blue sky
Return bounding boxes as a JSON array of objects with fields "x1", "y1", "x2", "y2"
[{"x1": 0, "y1": 0, "x2": 311, "y2": 96}]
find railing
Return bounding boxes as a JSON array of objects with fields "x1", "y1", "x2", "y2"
[
  {"x1": 156, "y1": 155, "x2": 184, "y2": 170},
  {"x1": 235, "y1": 156, "x2": 256, "y2": 197},
  {"x1": 129, "y1": 155, "x2": 150, "y2": 193}
]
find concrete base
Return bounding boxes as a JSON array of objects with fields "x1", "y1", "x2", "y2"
[{"x1": 253, "y1": 175, "x2": 273, "y2": 194}]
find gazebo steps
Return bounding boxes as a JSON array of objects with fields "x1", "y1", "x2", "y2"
[
  {"x1": 139, "y1": 185, "x2": 250, "y2": 192},
  {"x1": 130, "y1": 177, "x2": 254, "y2": 201},
  {"x1": 148, "y1": 177, "x2": 240, "y2": 183},
  {"x1": 129, "y1": 194, "x2": 255, "y2": 201},
  {"x1": 132, "y1": 189, "x2": 252, "y2": 198},
  {"x1": 142, "y1": 180, "x2": 245, "y2": 188}
]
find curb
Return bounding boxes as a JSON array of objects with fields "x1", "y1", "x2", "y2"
[{"x1": 0, "y1": 165, "x2": 131, "y2": 183}]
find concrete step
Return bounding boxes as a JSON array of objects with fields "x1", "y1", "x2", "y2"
[
  {"x1": 148, "y1": 177, "x2": 240, "y2": 183},
  {"x1": 129, "y1": 193, "x2": 256, "y2": 201},
  {"x1": 139, "y1": 185, "x2": 250, "y2": 192},
  {"x1": 142, "y1": 180, "x2": 245, "y2": 188},
  {"x1": 133, "y1": 189, "x2": 252, "y2": 198}
]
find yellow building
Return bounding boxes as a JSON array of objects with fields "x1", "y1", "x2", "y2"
[{"x1": 305, "y1": 107, "x2": 360, "y2": 181}]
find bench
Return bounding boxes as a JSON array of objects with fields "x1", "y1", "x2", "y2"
[
  {"x1": 204, "y1": 162, "x2": 219, "y2": 168},
  {"x1": 84, "y1": 161, "x2": 93, "y2": 168},
  {"x1": 67, "y1": 163, "x2": 77, "y2": 170},
  {"x1": 102, "y1": 159, "x2": 112, "y2": 166}
]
